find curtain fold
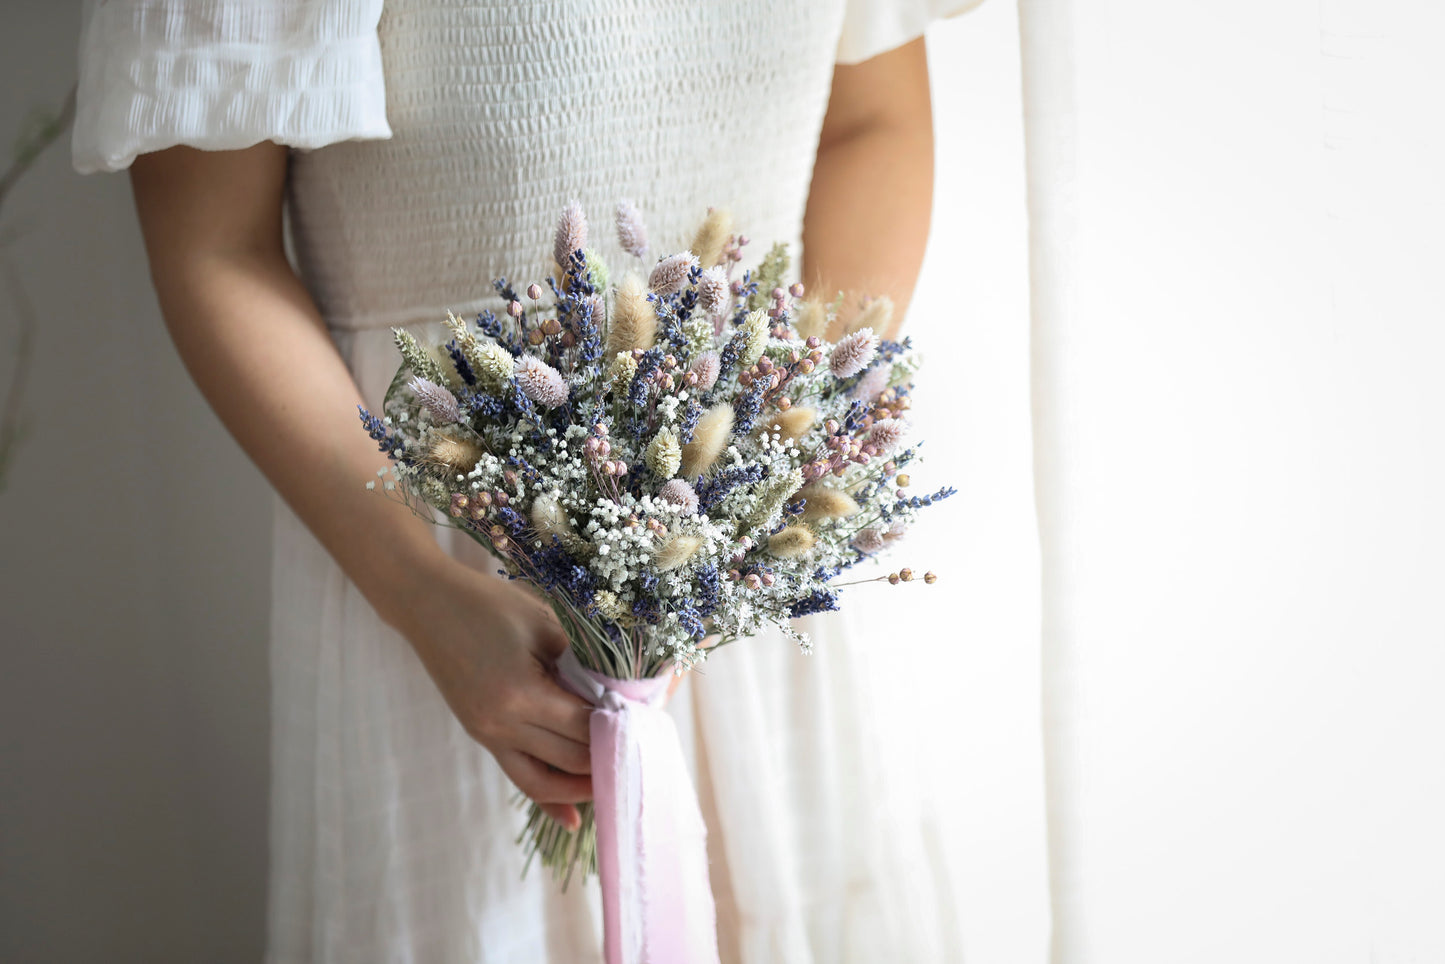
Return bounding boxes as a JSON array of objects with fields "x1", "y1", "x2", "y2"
[{"x1": 1018, "y1": 2, "x2": 1445, "y2": 961}]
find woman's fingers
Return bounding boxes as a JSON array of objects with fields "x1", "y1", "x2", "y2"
[
  {"x1": 518, "y1": 723, "x2": 592, "y2": 776},
  {"x1": 539, "y1": 802, "x2": 582, "y2": 831},
  {"x1": 524, "y1": 667, "x2": 594, "y2": 745},
  {"x1": 498, "y1": 748, "x2": 592, "y2": 804}
]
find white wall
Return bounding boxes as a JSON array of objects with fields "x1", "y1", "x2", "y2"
[
  {"x1": 1, "y1": 4, "x2": 271, "y2": 961},
  {"x1": 0, "y1": 4, "x2": 1040, "y2": 962}
]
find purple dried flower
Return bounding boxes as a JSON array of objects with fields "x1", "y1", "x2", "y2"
[
  {"x1": 853, "y1": 527, "x2": 886, "y2": 554},
  {"x1": 688, "y1": 351, "x2": 720, "y2": 392},
  {"x1": 697, "y1": 265, "x2": 729, "y2": 313},
  {"x1": 659, "y1": 478, "x2": 700, "y2": 515},
  {"x1": 554, "y1": 201, "x2": 588, "y2": 268},
  {"x1": 615, "y1": 199, "x2": 649, "y2": 258},
  {"x1": 649, "y1": 252, "x2": 699, "y2": 296},
  {"x1": 514, "y1": 354, "x2": 570, "y2": 408},
  {"x1": 850, "y1": 364, "x2": 891, "y2": 402},
  {"x1": 408, "y1": 376, "x2": 462, "y2": 424},
  {"x1": 830, "y1": 327, "x2": 879, "y2": 379},
  {"x1": 866, "y1": 418, "x2": 906, "y2": 454}
]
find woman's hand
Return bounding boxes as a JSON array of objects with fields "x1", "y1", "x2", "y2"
[
  {"x1": 393, "y1": 559, "x2": 596, "y2": 831},
  {"x1": 130, "y1": 141, "x2": 595, "y2": 831}
]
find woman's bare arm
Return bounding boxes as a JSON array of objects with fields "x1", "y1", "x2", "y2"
[
  {"x1": 130, "y1": 143, "x2": 593, "y2": 828},
  {"x1": 803, "y1": 37, "x2": 935, "y2": 338}
]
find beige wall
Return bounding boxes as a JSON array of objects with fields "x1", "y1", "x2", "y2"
[{"x1": 1, "y1": 4, "x2": 270, "y2": 961}]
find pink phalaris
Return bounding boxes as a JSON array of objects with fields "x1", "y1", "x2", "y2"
[
  {"x1": 850, "y1": 364, "x2": 891, "y2": 403},
  {"x1": 866, "y1": 418, "x2": 906, "y2": 454},
  {"x1": 688, "y1": 351, "x2": 721, "y2": 391},
  {"x1": 697, "y1": 265, "x2": 729, "y2": 313},
  {"x1": 615, "y1": 199, "x2": 649, "y2": 257},
  {"x1": 649, "y1": 252, "x2": 699, "y2": 296},
  {"x1": 658, "y1": 478, "x2": 700, "y2": 515},
  {"x1": 514, "y1": 354, "x2": 570, "y2": 408},
  {"x1": 852, "y1": 527, "x2": 886, "y2": 554},
  {"x1": 554, "y1": 201, "x2": 588, "y2": 268},
  {"x1": 829, "y1": 327, "x2": 879, "y2": 379},
  {"x1": 408, "y1": 376, "x2": 462, "y2": 424}
]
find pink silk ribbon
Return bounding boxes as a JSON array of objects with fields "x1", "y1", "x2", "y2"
[{"x1": 555, "y1": 648, "x2": 721, "y2": 964}]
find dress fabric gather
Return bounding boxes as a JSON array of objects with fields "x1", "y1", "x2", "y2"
[{"x1": 73, "y1": 1, "x2": 984, "y2": 960}]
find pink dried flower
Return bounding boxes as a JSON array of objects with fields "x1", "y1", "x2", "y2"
[
  {"x1": 688, "y1": 351, "x2": 721, "y2": 391},
  {"x1": 649, "y1": 252, "x2": 699, "y2": 296},
  {"x1": 852, "y1": 527, "x2": 886, "y2": 554},
  {"x1": 514, "y1": 354, "x2": 570, "y2": 408},
  {"x1": 866, "y1": 418, "x2": 906, "y2": 454},
  {"x1": 829, "y1": 327, "x2": 879, "y2": 379},
  {"x1": 408, "y1": 376, "x2": 462, "y2": 424},
  {"x1": 554, "y1": 201, "x2": 588, "y2": 268},
  {"x1": 850, "y1": 364, "x2": 891, "y2": 402},
  {"x1": 615, "y1": 199, "x2": 649, "y2": 257},
  {"x1": 697, "y1": 265, "x2": 729, "y2": 313},
  {"x1": 659, "y1": 478, "x2": 700, "y2": 515}
]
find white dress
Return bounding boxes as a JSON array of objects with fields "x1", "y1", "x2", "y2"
[{"x1": 74, "y1": 2, "x2": 984, "y2": 960}]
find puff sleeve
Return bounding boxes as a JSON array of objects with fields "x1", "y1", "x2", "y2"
[
  {"x1": 72, "y1": 0, "x2": 391, "y2": 174},
  {"x1": 835, "y1": 0, "x2": 989, "y2": 65}
]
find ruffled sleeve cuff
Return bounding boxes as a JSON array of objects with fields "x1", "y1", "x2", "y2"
[
  {"x1": 835, "y1": 0, "x2": 989, "y2": 66},
  {"x1": 72, "y1": 0, "x2": 391, "y2": 174}
]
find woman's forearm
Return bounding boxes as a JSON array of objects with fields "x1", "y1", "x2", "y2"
[
  {"x1": 131, "y1": 145, "x2": 451, "y2": 631},
  {"x1": 802, "y1": 37, "x2": 935, "y2": 338}
]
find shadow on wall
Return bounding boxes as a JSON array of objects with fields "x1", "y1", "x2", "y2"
[{"x1": 0, "y1": 5, "x2": 271, "y2": 962}]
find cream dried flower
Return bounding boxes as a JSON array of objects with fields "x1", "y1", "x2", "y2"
[
  {"x1": 845, "y1": 295, "x2": 893, "y2": 337},
  {"x1": 829, "y1": 327, "x2": 878, "y2": 379},
  {"x1": 514, "y1": 354, "x2": 569, "y2": 408},
  {"x1": 530, "y1": 493, "x2": 575, "y2": 546},
  {"x1": 608, "y1": 352, "x2": 638, "y2": 394},
  {"x1": 768, "y1": 526, "x2": 816, "y2": 559},
  {"x1": 424, "y1": 433, "x2": 485, "y2": 475},
  {"x1": 793, "y1": 299, "x2": 830, "y2": 342},
  {"x1": 646, "y1": 427, "x2": 682, "y2": 479},
  {"x1": 654, "y1": 532, "x2": 703, "y2": 571},
  {"x1": 680, "y1": 404, "x2": 733, "y2": 478},
  {"x1": 473, "y1": 340, "x2": 515, "y2": 391},
  {"x1": 738, "y1": 309, "x2": 769, "y2": 368},
  {"x1": 761, "y1": 406, "x2": 816, "y2": 442},
  {"x1": 797, "y1": 483, "x2": 861, "y2": 520},
  {"x1": 690, "y1": 208, "x2": 733, "y2": 268},
  {"x1": 607, "y1": 272, "x2": 656, "y2": 356},
  {"x1": 649, "y1": 252, "x2": 699, "y2": 296}
]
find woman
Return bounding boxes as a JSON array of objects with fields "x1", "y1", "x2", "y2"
[{"x1": 73, "y1": 1, "x2": 980, "y2": 960}]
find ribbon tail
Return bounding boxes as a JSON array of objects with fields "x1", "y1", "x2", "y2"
[{"x1": 592, "y1": 700, "x2": 720, "y2": 964}]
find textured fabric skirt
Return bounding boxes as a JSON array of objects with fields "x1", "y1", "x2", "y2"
[{"x1": 263, "y1": 325, "x2": 963, "y2": 963}]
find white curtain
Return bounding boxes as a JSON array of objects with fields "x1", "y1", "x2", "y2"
[{"x1": 1013, "y1": 1, "x2": 1445, "y2": 962}]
